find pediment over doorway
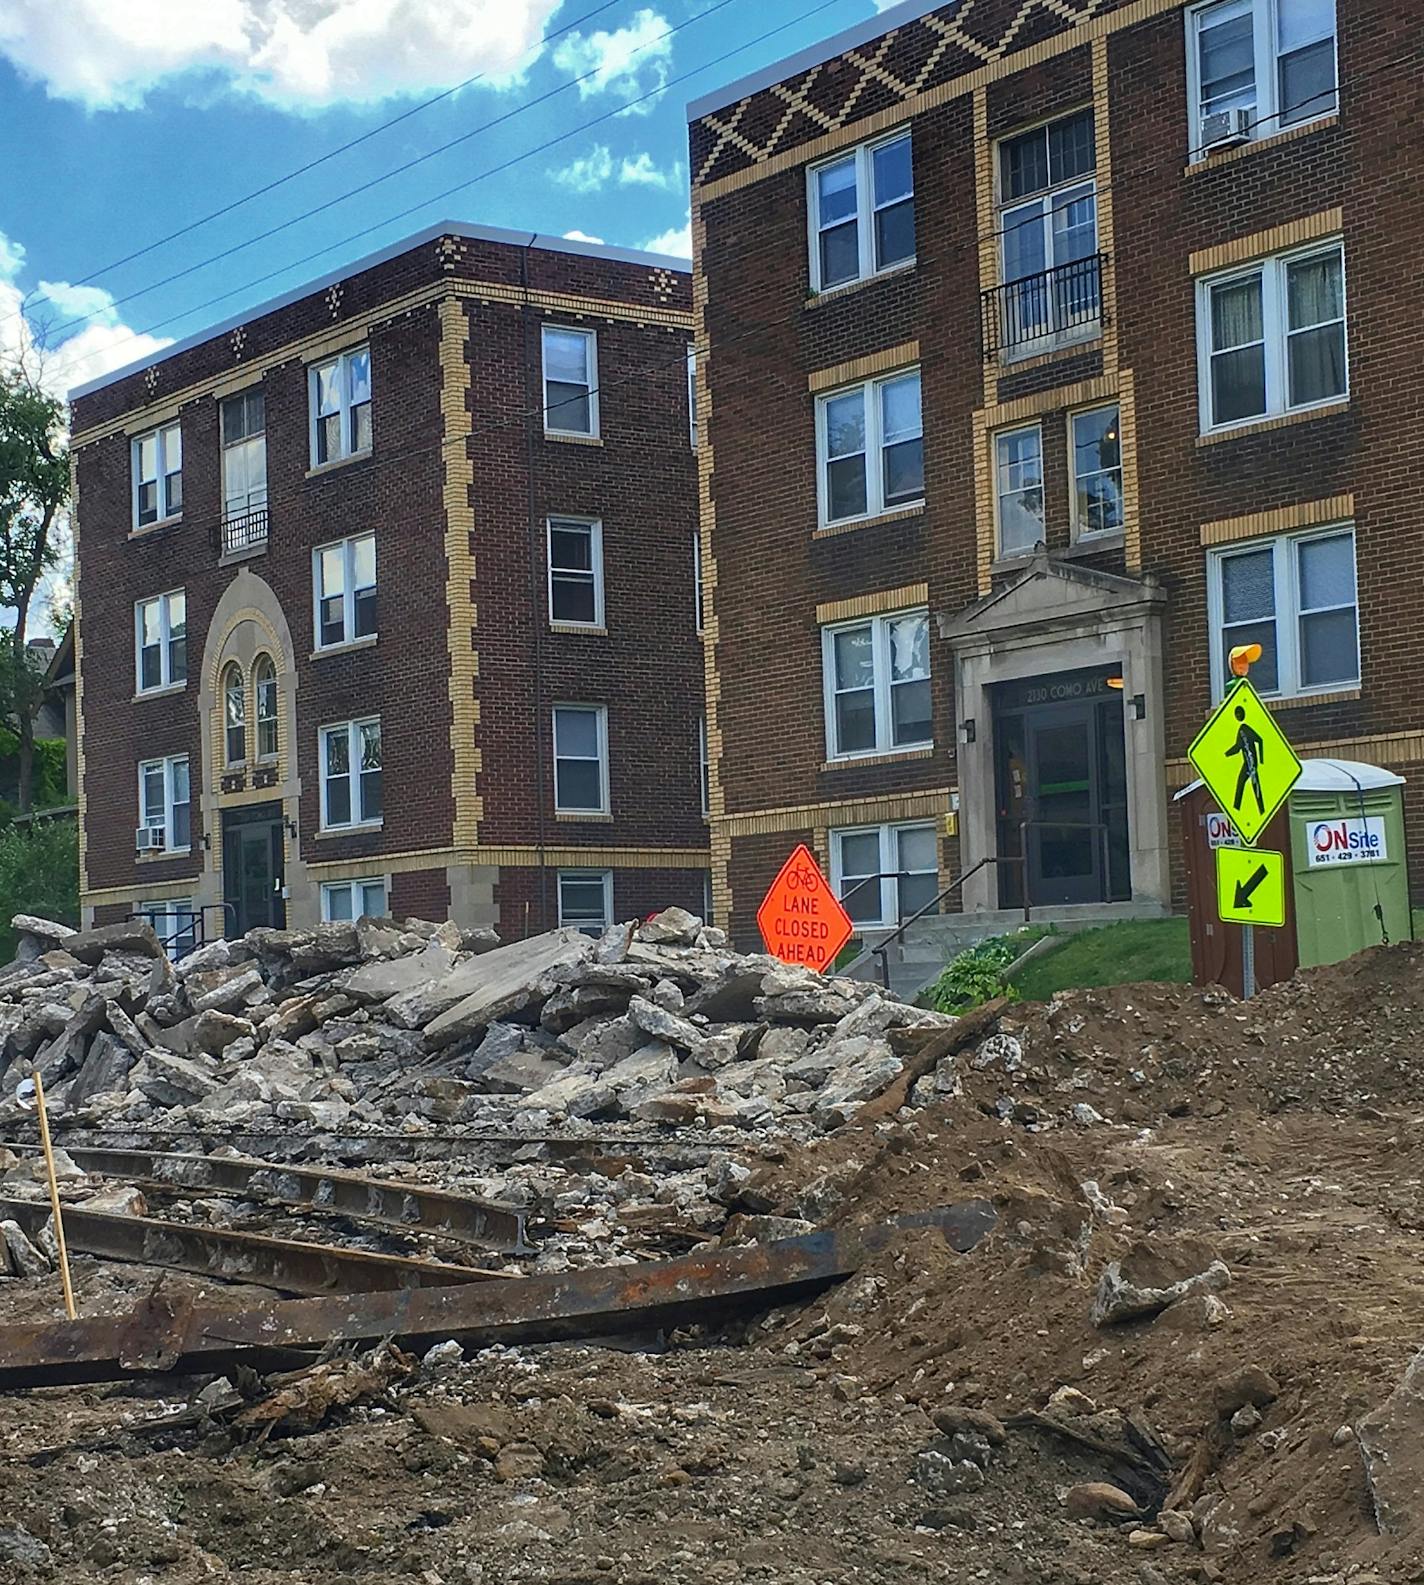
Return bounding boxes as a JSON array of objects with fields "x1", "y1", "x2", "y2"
[{"x1": 937, "y1": 553, "x2": 1164, "y2": 645}]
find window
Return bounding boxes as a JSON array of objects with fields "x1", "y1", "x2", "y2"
[
  {"x1": 688, "y1": 347, "x2": 698, "y2": 449},
  {"x1": 138, "y1": 899, "x2": 197, "y2": 961},
  {"x1": 133, "y1": 423, "x2": 182, "y2": 527},
  {"x1": 997, "y1": 109, "x2": 1098, "y2": 344},
  {"x1": 1198, "y1": 243, "x2": 1346, "y2": 430},
  {"x1": 808, "y1": 132, "x2": 915, "y2": 291},
  {"x1": 1070, "y1": 406, "x2": 1123, "y2": 537},
  {"x1": 310, "y1": 346, "x2": 371, "y2": 465},
  {"x1": 821, "y1": 610, "x2": 931, "y2": 760},
  {"x1": 314, "y1": 533, "x2": 377, "y2": 649},
  {"x1": 693, "y1": 531, "x2": 704, "y2": 631},
  {"x1": 832, "y1": 823, "x2": 939, "y2": 928},
  {"x1": 547, "y1": 517, "x2": 603, "y2": 627},
  {"x1": 321, "y1": 879, "x2": 388, "y2": 923},
  {"x1": 255, "y1": 657, "x2": 278, "y2": 760},
  {"x1": 320, "y1": 718, "x2": 382, "y2": 829},
  {"x1": 553, "y1": 705, "x2": 609, "y2": 814},
  {"x1": 221, "y1": 389, "x2": 267, "y2": 520},
  {"x1": 222, "y1": 663, "x2": 246, "y2": 767},
  {"x1": 543, "y1": 326, "x2": 598, "y2": 437},
  {"x1": 1208, "y1": 526, "x2": 1358, "y2": 698},
  {"x1": 994, "y1": 425, "x2": 1045, "y2": 556},
  {"x1": 558, "y1": 870, "x2": 612, "y2": 936},
  {"x1": 135, "y1": 590, "x2": 186, "y2": 693},
  {"x1": 1188, "y1": 0, "x2": 1336, "y2": 151},
  {"x1": 698, "y1": 715, "x2": 710, "y2": 816},
  {"x1": 817, "y1": 369, "x2": 923, "y2": 526},
  {"x1": 138, "y1": 755, "x2": 191, "y2": 851}
]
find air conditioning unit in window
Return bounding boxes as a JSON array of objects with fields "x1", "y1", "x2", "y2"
[
  {"x1": 1201, "y1": 108, "x2": 1252, "y2": 151},
  {"x1": 135, "y1": 825, "x2": 166, "y2": 853}
]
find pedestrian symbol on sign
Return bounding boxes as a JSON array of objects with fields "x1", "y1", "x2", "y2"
[
  {"x1": 1187, "y1": 679, "x2": 1302, "y2": 846},
  {"x1": 1225, "y1": 704, "x2": 1266, "y2": 817}
]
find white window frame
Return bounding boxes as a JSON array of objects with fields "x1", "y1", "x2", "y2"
[
  {"x1": 557, "y1": 869, "x2": 613, "y2": 935},
  {"x1": 698, "y1": 714, "x2": 710, "y2": 816},
  {"x1": 1206, "y1": 524, "x2": 1359, "y2": 701},
  {"x1": 820, "y1": 609, "x2": 932, "y2": 762},
  {"x1": 321, "y1": 877, "x2": 389, "y2": 923},
  {"x1": 138, "y1": 898, "x2": 198, "y2": 961},
  {"x1": 1186, "y1": 0, "x2": 1338, "y2": 158},
  {"x1": 222, "y1": 662, "x2": 247, "y2": 768},
  {"x1": 815, "y1": 367, "x2": 924, "y2": 528},
  {"x1": 308, "y1": 345, "x2": 371, "y2": 466},
  {"x1": 687, "y1": 346, "x2": 698, "y2": 450},
  {"x1": 993, "y1": 422, "x2": 1046, "y2": 558},
  {"x1": 319, "y1": 717, "x2": 382, "y2": 831},
  {"x1": 134, "y1": 589, "x2": 186, "y2": 694},
  {"x1": 221, "y1": 387, "x2": 267, "y2": 520},
  {"x1": 138, "y1": 754, "x2": 191, "y2": 852},
  {"x1": 830, "y1": 821, "x2": 939, "y2": 929},
  {"x1": 546, "y1": 516, "x2": 604, "y2": 628},
  {"x1": 806, "y1": 130, "x2": 915, "y2": 293},
  {"x1": 312, "y1": 532, "x2": 377, "y2": 651},
  {"x1": 552, "y1": 704, "x2": 610, "y2": 815},
  {"x1": 1195, "y1": 241, "x2": 1347, "y2": 433},
  {"x1": 254, "y1": 655, "x2": 279, "y2": 761},
  {"x1": 1069, "y1": 404, "x2": 1124, "y2": 540},
  {"x1": 693, "y1": 530, "x2": 704, "y2": 632},
  {"x1": 132, "y1": 422, "x2": 182, "y2": 529},
  {"x1": 542, "y1": 325, "x2": 599, "y2": 438}
]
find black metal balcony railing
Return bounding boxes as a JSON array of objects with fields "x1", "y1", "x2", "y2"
[
  {"x1": 981, "y1": 252, "x2": 1105, "y2": 362},
  {"x1": 220, "y1": 504, "x2": 269, "y2": 558}
]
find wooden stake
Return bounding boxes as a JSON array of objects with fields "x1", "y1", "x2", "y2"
[{"x1": 31, "y1": 1070, "x2": 76, "y2": 1321}]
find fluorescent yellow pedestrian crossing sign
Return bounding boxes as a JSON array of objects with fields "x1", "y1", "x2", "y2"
[
  {"x1": 1216, "y1": 845, "x2": 1286, "y2": 927},
  {"x1": 1188, "y1": 679, "x2": 1302, "y2": 845}
]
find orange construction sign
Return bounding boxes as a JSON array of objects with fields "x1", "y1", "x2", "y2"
[{"x1": 756, "y1": 844, "x2": 855, "y2": 972}]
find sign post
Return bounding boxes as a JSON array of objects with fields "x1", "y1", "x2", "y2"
[
  {"x1": 1187, "y1": 661, "x2": 1302, "y2": 998},
  {"x1": 756, "y1": 844, "x2": 854, "y2": 972}
]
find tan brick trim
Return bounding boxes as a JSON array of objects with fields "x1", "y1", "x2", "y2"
[
  {"x1": 472, "y1": 846, "x2": 710, "y2": 869},
  {"x1": 450, "y1": 279, "x2": 691, "y2": 330},
  {"x1": 1195, "y1": 400, "x2": 1349, "y2": 447},
  {"x1": 812, "y1": 504, "x2": 925, "y2": 540},
  {"x1": 717, "y1": 786, "x2": 954, "y2": 839},
  {"x1": 983, "y1": 374, "x2": 1118, "y2": 427},
  {"x1": 973, "y1": 87, "x2": 998, "y2": 411},
  {"x1": 1184, "y1": 115, "x2": 1338, "y2": 177},
  {"x1": 693, "y1": 0, "x2": 1188, "y2": 203},
  {"x1": 1188, "y1": 208, "x2": 1343, "y2": 276},
  {"x1": 815, "y1": 582, "x2": 929, "y2": 623},
  {"x1": 808, "y1": 341, "x2": 920, "y2": 392},
  {"x1": 1264, "y1": 688, "x2": 1360, "y2": 711},
  {"x1": 1118, "y1": 369, "x2": 1141, "y2": 572},
  {"x1": 804, "y1": 260, "x2": 916, "y2": 310},
  {"x1": 1168, "y1": 729, "x2": 1424, "y2": 788},
  {"x1": 821, "y1": 747, "x2": 935, "y2": 773},
  {"x1": 1200, "y1": 494, "x2": 1356, "y2": 546},
  {"x1": 1092, "y1": 37, "x2": 1118, "y2": 375},
  {"x1": 300, "y1": 327, "x2": 374, "y2": 366},
  {"x1": 438, "y1": 298, "x2": 482, "y2": 849}
]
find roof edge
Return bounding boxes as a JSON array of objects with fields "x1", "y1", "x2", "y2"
[
  {"x1": 68, "y1": 221, "x2": 691, "y2": 403},
  {"x1": 686, "y1": 0, "x2": 952, "y2": 122}
]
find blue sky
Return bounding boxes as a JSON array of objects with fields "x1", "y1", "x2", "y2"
[{"x1": 0, "y1": 0, "x2": 897, "y2": 397}]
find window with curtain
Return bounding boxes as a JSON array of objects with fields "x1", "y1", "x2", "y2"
[
  {"x1": 1188, "y1": 0, "x2": 1337, "y2": 153},
  {"x1": 816, "y1": 368, "x2": 923, "y2": 526},
  {"x1": 1199, "y1": 242, "x2": 1345, "y2": 429},
  {"x1": 821, "y1": 610, "x2": 931, "y2": 759},
  {"x1": 994, "y1": 425, "x2": 1045, "y2": 555},
  {"x1": 255, "y1": 656, "x2": 278, "y2": 759},
  {"x1": 223, "y1": 664, "x2": 246, "y2": 766}
]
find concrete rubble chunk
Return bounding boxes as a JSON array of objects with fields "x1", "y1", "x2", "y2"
[
  {"x1": 11, "y1": 915, "x2": 75, "y2": 964},
  {"x1": 346, "y1": 942, "x2": 455, "y2": 1005},
  {"x1": 173, "y1": 939, "x2": 241, "y2": 979},
  {"x1": 0, "y1": 1219, "x2": 50, "y2": 1278},
  {"x1": 626, "y1": 994, "x2": 704, "y2": 1050},
  {"x1": 636, "y1": 906, "x2": 704, "y2": 946},
  {"x1": 67, "y1": 1031, "x2": 138, "y2": 1108},
  {"x1": 421, "y1": 930, "x2": 594, "y2": 1049},
  {"x1": 1359, "y1": 1347, "x2": 1424, "y2": 1535},
  {"x1": 1092, "y1": 1258, "x2": 1232, "y2": 1327},
  {"x1": 518, "y1": 1065, "x2": 618, "y2": 1119},
  {"x1": 193, "y1": 1010, "x2": 256, "y2": 1056},
  {"x1": 140, "y1": 1049, "x2": 221, "y2": 1107},
  {"x1": 188, "y1": 966, "x2": 265, "y2": 1016},
  {"x1": 63, "y1": 919, "x2": 165, "y2": 965}
]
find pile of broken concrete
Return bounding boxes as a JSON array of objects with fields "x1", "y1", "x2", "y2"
[{"x1": 0, "y1": 906, "x2": 955, "y2": 1142}]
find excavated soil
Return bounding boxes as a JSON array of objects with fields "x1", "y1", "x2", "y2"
[{"x1": 3, "y1": 944, "x2": 1424, "y2": 1584}]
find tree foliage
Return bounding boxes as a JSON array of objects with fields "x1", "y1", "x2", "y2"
[{"x1": 0, "y1": 818, "x2": 78, "y2": 963}]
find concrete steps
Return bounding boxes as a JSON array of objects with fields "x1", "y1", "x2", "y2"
[{"x1": 844, "y1": 901, "x2": 1171, "y2": 1002}]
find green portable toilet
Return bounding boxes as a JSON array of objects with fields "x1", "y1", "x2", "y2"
[{"x1": 1289, "y1": 759, "x2": 1411, "y2": 967}]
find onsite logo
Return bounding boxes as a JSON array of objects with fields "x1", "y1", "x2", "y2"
[{"x1": 1306, "y1": 815, "x2": 1387, "y2": 867}]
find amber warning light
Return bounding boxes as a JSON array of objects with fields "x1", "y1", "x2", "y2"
[
  {"x1": 756, "y1": 844, "x2": 855, "y2": 971},
  {"x1": 1230, "y1": 642, "x2": 1263, "y2": 678}
]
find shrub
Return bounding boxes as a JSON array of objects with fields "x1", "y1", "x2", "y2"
[
  {"x1": 925, "y1": 932, "x2": 1035, "y2": 1015},
  {"x1": 0, "y1": 817, "x2": 78, "y2": 962}
]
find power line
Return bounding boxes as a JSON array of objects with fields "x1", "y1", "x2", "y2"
[
  {"x1": 3, "y1": 0, "x2": 629, "y2": 332},
  {"x1": 36, "y1": 0, "x2": 744, "y2": 347}
]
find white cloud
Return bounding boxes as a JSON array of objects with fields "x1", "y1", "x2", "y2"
[
  {"x1": 34, "y1": 279, "x2": 119, "y2": 327},
  {"x1": 551, "y1": 143, "x2": 614, "y2": 193},
  {"x1": 619, "y1": 151, "x2": 679, "y2": 190},
  {"x1": 0, "y1": 0, "x2": 563, "y2": 110},
  {"x1": 640, "y1": 220, "x2": 691, "y2": 260},
  {"x1": 552, "y1": 8, "x2": 671, "y2": 105},
  {"x1": 562, "y1": 230, "x2": 605, "y2": 245}
]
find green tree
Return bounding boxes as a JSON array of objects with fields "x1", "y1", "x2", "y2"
[
  {"x1": 0, "y1": 819, "x2": 77, "y2": 962},
  {"x1": 0, "y1": 367, "x2": 69, "y2": 812}
]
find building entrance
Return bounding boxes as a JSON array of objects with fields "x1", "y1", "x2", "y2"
[
  {"x1": 994, "y1": 668, "x2": 1129, "y2": 907},
  {"x1": 222, "y1": 802, "x2": 286, "y2": 937}
]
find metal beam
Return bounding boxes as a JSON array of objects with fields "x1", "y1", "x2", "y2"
[
  {"x1": 0, "y1": 1200, "x2": 995, "y2": 1390},
  {"x1": 0, "y1": 1198, "x2": 505, "y2": 1298},
  {"x1": 1, "y1": 1145, "x2": 531, "y2": 1254}
]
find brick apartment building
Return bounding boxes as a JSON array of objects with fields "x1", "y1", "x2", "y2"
[
  {"x1": 689, "y1": 0, "x2": 1418, "y2": 946},
  {"x1": 69, "y1": 224, "x2": 708, "y2": 946}
]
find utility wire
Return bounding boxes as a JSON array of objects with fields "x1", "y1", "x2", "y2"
[{"x1": 2, "y1": 0, "x2": 629, "y2": 330}]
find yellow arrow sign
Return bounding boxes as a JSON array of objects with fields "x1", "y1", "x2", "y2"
[
  {"x1": 1188, "y1": 679, "x2": 1302, "y2": 845},
  {"x1": 1216, "y1": 845, "x2": 1286, "y2": 927}
]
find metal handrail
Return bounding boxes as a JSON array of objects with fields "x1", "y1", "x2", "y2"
[
  {"x1": 218, "y1": 504, "x2": 269, "y2": 557},
  {"x1": 980, "y1": 251, "x2": 1105, "y2": 360},
  {"x1": 129, "y1": 900, "x2": 238, "y2": 959}
]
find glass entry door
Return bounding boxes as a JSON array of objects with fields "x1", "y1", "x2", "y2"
[
  {"x1": 222, "y1": 804, "x2": 286, "y2": 937},
  {"x1": 1025, "y1": 706, "x2": 1100, "y2": 905}
]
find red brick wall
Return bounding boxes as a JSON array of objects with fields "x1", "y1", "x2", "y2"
[{"x1": 494, "y1": 864, "x2": 708, "y2": 940}]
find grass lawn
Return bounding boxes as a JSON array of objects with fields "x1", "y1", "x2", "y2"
[{"x1": 1011, "y1": 917, "x2": 1192, "y2": 1002}]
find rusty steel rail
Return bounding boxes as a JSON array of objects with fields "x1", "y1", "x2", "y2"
[
  {"x1": 0, "y1": 1200, "x2": 995, "y2": 1390},
  {"x1": 0, "y1": 1197, "x2": 506, "y2": 1298},
  {"x1": 1, "y1": 1144, "x2": 531, "y2": 1255}
]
